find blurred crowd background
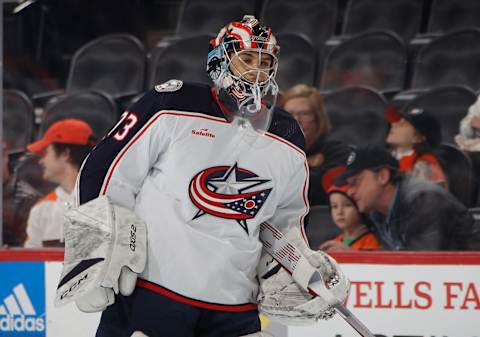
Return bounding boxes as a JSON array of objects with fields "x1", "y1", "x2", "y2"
[{"x1": 3, "y1": 0, "x2": 480, "y2": 250}]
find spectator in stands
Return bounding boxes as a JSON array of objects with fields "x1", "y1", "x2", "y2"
[
  {"x1": 282, "y1": 84, "x2": 350, "y2": 205},
  {"x1": 24, "y1": 119, "x2": 96, "y2": 248},
  {"x1": 455, "y1": 95, "x2": 480, "y2": 152},
  {"x1": 2, "y1": 142, "x2": 41, "y2": 246},
  {"x1": 384, "y1": 106, "x2": 446, "y2": 186},
  {"x1": 319, "y1": 166, "x2": 380, "y2": 252},
  {"x1": 335, "y1": 145, "x2": 480, "y2": 250}
]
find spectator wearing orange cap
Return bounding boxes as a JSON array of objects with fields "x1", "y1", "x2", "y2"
[
  {"x1": 318, "y1": 167, "x2": 380, "y2": 252},
  {"x1": 384, "y1": 106, "x2": 446, "y2": 186},
  {"x1": 24, "y1": 119, "x2": 96, "y2": 248}
]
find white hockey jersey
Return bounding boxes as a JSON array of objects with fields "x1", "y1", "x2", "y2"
[{"x1": 77, "y1": 81, "x2": 309, "y2": 311}]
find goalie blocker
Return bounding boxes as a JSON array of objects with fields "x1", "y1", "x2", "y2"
[
  {"x1": 55, "y1": 196, "x2": 147, "y2": 312},
  {"x1": 257, "y1": 224, "x2": 349, "y2": 325},
  {"x1": 257, "y1": 224, "x2": 375, "y2": 337}
]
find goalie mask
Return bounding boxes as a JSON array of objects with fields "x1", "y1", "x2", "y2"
[{"x1": 207, "y1": 15, "x2": 280, "y2": 132}]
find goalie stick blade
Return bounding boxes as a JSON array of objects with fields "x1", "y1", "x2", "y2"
[{"x1": 333, "y1": 304, "x2": 375, "y2": 337}]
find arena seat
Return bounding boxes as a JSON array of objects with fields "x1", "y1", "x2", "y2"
[
  {"x1": 323, "y1": 86, "x2": 388, "y2": 146},
  {"x1": 67, "y1": 34, "x2": 146, "y2": 100},
  {"x1": 401, "y1": 85, "x2": 477, "y2": 144},
  {"x1": 305, "y1": 205, "x2": 341, "y2": 249},
  {"x1": 147, "y1": 34, "x2": 212, "y2": 87},
  {"x1": 260, "y1": 0, "x2": 338, "y2": 48},
  {"x1": 411, "y1": 29, "x2": 480, "y2": 91},
  {"x1": 176, "y1": 0, "x2": 256, "y2": 37},
  {"x1": 468, "y1": 207, "x2": 480, "y2": 227},
  {"x1": 275, "y1": 32, "x2": 317, "y2": 91},
  {"x1": 434, "y1": 144, "x2": 477, "y2": 208},
  {"x1": 428, "y1": 0, "x2": 480, "y2": 34},
  {"x1": 3, "y1": 89, "x2": 34, "y2": 152},
  {"x1": 41, "y1": 91, "x2": 118, "y2": 140},
  {"x1": 320, "y1": 31, "x2": 407, "y2": 94},
  {"x1": 342, "y1": 0, "x2": 424, "y2": 42}
]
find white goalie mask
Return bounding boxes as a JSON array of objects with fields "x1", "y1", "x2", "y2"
[{"x1": 207, "y1": 15, "x2": 280, "y2": 132}]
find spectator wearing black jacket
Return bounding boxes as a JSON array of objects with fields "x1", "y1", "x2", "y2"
[{"x1": 335, "y1": 145, "x2": 480, "y2": 250}]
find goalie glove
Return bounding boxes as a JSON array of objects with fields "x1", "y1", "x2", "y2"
[
  {"x1": 55, "y1": 195, "x2": 147, "y2": 313},
  {"x1": 257, "y1": 226, "x2": 349, "y2": 326}
]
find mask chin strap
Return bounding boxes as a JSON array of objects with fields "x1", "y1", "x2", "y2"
[
  {"x1": 241, "y1": 84, "x2": 262, "y2": 115},
  {"x1": 241, "y1": 77, "x2": 280, "y2": 114}
]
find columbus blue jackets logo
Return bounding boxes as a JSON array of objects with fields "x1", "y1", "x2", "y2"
[{"x1": 189, "y1": 163, "x2": 272, "y2": 234}]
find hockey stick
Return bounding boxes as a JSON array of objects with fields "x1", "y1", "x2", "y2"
[{"x1": 259, "y1": 223, "x2": 375, "y2": 337}]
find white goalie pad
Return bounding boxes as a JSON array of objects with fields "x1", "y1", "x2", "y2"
[
  {"x1": 55, "y1": 195, "x2": 147, "y2": 312},
  {"x1": 257, "y1": 226, "x2": 349, "y2": 326}
]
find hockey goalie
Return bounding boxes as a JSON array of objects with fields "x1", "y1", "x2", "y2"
[{"x1": 54, "y1": 15, "x2": 353, "y2": 337}]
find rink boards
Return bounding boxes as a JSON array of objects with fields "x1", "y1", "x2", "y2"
[{"x1": 0, "y1": 250, "x2": 479, "y2": 337}]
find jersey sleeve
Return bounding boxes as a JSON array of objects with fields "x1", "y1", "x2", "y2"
[
  {"x1": 266, "y1": 157, "x2": 310, "y2": 245},
  {"x1": 76, "y1": 90, "x2": 172, "y2": 210}
]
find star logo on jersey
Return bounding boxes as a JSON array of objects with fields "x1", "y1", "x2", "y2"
[{"x1": 188, "y1": 163, "x2": 272, "y2": 234}]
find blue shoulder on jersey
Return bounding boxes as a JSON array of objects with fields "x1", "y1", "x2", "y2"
[
  {"x1": 132, "y1": 81, "x2": 225, "y2": 121},
  {"x1": 132, "y1": 81, "x2": 305, "y2": 152},
  {"x1": 269, "y1": 107, "x2": 306, "y2": 152}
]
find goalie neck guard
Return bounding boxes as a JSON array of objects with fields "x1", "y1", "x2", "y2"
[{"x1": 207, "y1": 15, "x2": 280, "y2": 132}]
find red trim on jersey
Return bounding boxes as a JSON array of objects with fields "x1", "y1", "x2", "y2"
[
  {"x1": 99, "y1": 107, "x2": 310, "y2": 237},
  {"x1": 300, "y1": 160, "x2": 310, "y2": 243},
  {"x1": 101, "y1": 111, "x2": 228, "y2": 194},
  {"x1": 264, "y1": 132, "x2": 309, "y2": 242},
  {"x1": 136, "y1": 279, "x2": 258, "y2": 312}
]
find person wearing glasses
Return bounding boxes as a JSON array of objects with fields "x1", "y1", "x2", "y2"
[{"x1": 282, "y1": 84, "x2": 350, "y2": 205}]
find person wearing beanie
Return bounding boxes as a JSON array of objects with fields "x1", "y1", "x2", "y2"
[
  {"x1": 24, "y1": 119, "x2": 96, "y2": 247},
  {"x1": 318, "y1": 166, "x2": 380, "y2": 252},
  {"x1": 384, "y1": 106, "x2": 446, "y2": 186}
]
